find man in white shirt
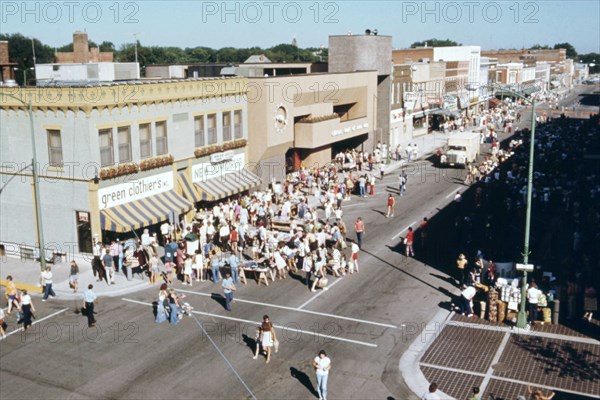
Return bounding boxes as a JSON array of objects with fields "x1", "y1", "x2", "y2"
[
  {"x1": 41, "y1": 267, "x2": 56, "y2": 301},
  {"x1": 527, "y1": 282, "x2": 541, "y2": 323},
  {"x1": 459, "y1": 286, "x2": 477, "y2": 317},
  {"x1": 312, "y1": 350, "x2": 331, "y2": 400},
  {"x1": 141, "y1": 229, "x2": 151, "y2": 247}
]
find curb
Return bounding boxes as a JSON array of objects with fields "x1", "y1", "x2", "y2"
[{"x1": 399, "y1": 308, "x2": 455, "y2": 399}]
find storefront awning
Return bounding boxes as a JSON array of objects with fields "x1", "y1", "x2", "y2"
[
  {"x1": 521, "y1": 86, "x2": 539, "y2": 95},
  {"x1": 100, "y1": 191, "x2": 193, "y2": 233},
  {"x1": 177, "y1": 171, "x2": 202, "y2": 203},
  {"x1": 194, "y1": 171, "x2": 261, "y2": 202}
]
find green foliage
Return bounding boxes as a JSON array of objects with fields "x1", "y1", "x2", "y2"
[
  {"x1": 529, "y1": 44, "x2": 551, "y2": 50},
  {"x1": 0, "y1": 33, "x2": 54, "y2": 85},
  {"x1": 578, "y1": 52, "x2": 599, "y2": 74},
  {"x1": 553, "y1": 42, "x2": 577, "y2": 59},
  {"x1": 410, "y1": 38, "x2": 460, "y2": 48}
]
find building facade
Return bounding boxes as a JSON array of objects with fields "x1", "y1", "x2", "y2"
[
  {"x1": 329, "y1": 34, "x2": 392, "y2": 152},
  {"x1": 246, "y1": 71, "x2": 377, "y2": 188},
  {"x1": 0, "y1": 77, "x2": 251, "y2": 255}
]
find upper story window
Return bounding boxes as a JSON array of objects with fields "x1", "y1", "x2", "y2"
[
  {"x1": 117, "y1": 126, "x2": 132, "y2": 163},
  {"x1": 139, "y1": 123, "x2": 152, "y2": 159},
  {"x1": 234, "y1": 110, "x2": 243, "y2": 139},
  {"x1": 222, "y1": 111, "x2": 232, "y2": 142},
  {"x1": 194, "y1": 115, "x2": 205, "y2": 148},
  {"x1": 47, "y1": 129, "x2": 63, "y2": 167},
  {"x1": 207, "y1": 114, "x2": 217, "y2": 145},
  {"x1": 99, "y1": 128, "x2": 114, "y2": 167},
  {"x1": 155, "y1": 121, "x2": 168, "y2": 155}
]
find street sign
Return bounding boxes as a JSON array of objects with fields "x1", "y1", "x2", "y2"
[{"x1": 515, "y1": 263, "x2": 534, "y2": 272}]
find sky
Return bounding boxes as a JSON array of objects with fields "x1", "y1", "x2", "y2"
[{"x1": 1, "y1": 0, "x2": 599, "y2": 54}]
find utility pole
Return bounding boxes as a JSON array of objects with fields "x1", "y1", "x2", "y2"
[{"x1": 31, "y1": 38, "x2": 36, "y2": 65}]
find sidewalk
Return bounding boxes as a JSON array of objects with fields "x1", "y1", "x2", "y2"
[
  {"x1": 0, "y1": 254, "x2": 151, "y2": 301},
  {"x1": 381, "y1": 131, "x2": 450, "y2": 176},
  {"x1": 400, "y1": 310, "x2": 600, "y2": 399}
]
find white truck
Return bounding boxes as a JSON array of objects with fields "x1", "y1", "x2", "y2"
[{"x1": 439, "y1": 130, "x2": 481, "y2": 168}]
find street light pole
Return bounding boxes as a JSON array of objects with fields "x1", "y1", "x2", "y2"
[
  {"x1": 1, "y1": 92, "x2": 46, "y2": 271},
  {"x1": 516, "y1": 97, "x2": 536, "y2": 329}
]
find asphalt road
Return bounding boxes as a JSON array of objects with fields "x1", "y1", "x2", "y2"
[{"x1": 1, "y1": 85, "x2": 595, "y2": 400}]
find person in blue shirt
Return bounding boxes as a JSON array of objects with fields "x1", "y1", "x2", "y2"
[
  {"x1": 211, "y1": 250, "x2": 221, "y2": 283},
  {"x1": 82, "y1": 284, "x2": 97, "y2": 327},
  {"x1": 222, "y1": 272, "x2": 236, "y2": 311},
  {"x1": 228, "y1": 253, "x2": 239, "y2": 285}
]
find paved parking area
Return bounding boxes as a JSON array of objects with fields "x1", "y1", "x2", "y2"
[{"x1": 418, "y1": 316, "x2": 600, "y2": 399}]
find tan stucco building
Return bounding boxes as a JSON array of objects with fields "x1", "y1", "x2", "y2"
[{"x1": 246, "y1": 71, "x2": 378, "y2": 187}]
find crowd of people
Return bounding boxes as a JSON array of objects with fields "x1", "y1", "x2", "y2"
[{"x1": 448, "y1": 107, "x2": 599, "y2": 325}]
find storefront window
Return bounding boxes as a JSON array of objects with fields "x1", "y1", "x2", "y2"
[{"x1": 413, "y1": 117, "x2": 426, "y2": 129}]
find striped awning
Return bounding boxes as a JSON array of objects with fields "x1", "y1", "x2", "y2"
[
  {"x1": 177, "y1": 171, "x2": 202, "y2": 203},
  {"x1": 194, "y1": 171, "x2": 261, "y2": 202},
  {"x1": 100, "y1": 191, "x2": 193, "y2": 233}
]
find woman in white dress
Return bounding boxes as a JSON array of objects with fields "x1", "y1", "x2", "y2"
[
  {"x1": 273, "y1": 248, "x2": 287, "y2": 280},
  {"x1": 260, "y1": 315, "x2": 277, "y2": 364},
  {"x1": 192, "y1": 250, "x2": 204, "y2": 282}
]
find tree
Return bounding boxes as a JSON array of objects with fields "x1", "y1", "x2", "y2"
[
  {"x1": 530, "y1": 44, "x2": 550, "y2": 50},
  {"x1": 553, "y1": 42, "x2": 577, "y2": 59},
  {"x1": 99, "y1": 41, "x2": 115, "y2": 52},
  {"x1": 578, "y1": 52, "x2": 599, "y2": 74},
  {"x1": 410, "y1": 38, "x2": 460, "y2": 48},
  {"x1": 0, "y1": 33, "x2": 53, "y2": 85}
]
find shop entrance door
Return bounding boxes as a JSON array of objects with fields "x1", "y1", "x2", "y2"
[{"x1": 76, "y1": 211, "x2": 92, "y2": 253}]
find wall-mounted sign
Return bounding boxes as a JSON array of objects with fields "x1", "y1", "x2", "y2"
[
  {"x1": 77, "y1": 211, "x2": 90, "y2": 222},
  {"x1": 331, "y1": 122, "x2": 369, "y2": 137},
  {"x1": 192, "y1": 153, "x2": 245, "y2": 183},
  {"x1": 210, "y1": 150, "x2": 235, "y2": 164},
  {"x1": 98, "y1": 171, "x2": 173, "y2": 210}
]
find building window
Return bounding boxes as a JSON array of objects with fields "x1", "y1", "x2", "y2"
[
  {"x1": 207, "y1": 114, "x2": 217, "y2": 145},
  {"x1": 234, "y1": 110, "x2": 243, "y2": 139},
  {"x1": 117, "y1": 126, "x2": 132, "y2": 163},
  {"x1": 194, "y1": 115, "x2": 205, "y2": 147},
  {"x1": 99, "y1": 128, "x2": 114, "y2": 167},
  {"x1": 222, "y1": 111, "x2": 232, "y2": 142},
  {"x1": 155, "y1": 121, "x2": 168, "y2": 155},
  {"x1": 47, "y1": 129, "x2": 63, "y2": 167},
  {"x1": 139, "y1": 123, "x2": 152, "y2": 158}
]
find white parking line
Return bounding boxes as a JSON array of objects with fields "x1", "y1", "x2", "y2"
[
  {"x1": 175, "y1": 288, "x2": 397, "y2": 329},
  {"x1": 3, "y1": 308, "x2": 69, "y2": 338},
  {"x1": 297, "y1": 278, "x2": 343, "y2": 310},
  {"x1": 392, "y1": 220, "x2": 417, "y2": 240},
  {"x1": 122, "y1": 298, "x2": 378, "y2": 348}
]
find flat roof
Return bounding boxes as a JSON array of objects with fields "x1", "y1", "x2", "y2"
[
  {"x1": 34, "y1": 76, "x2": 242, "y2": 87},
  {"x1": 329, "y1": 34, "x2": 392, "y2": 38},
  {"x1": 248, "y1": 70, "x2": 377, "y2": 79}
]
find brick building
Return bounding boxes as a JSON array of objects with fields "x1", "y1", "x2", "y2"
[
  {"x1": 0, "y1": 41, "x2": 16, "y2": 84},
  {"x1": 55, "y1": 31, "x2": 113, "y2": 63}
]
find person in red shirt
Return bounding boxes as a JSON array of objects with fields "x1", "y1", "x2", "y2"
[
  {"x1": 386, "y1": 194, "x2": 395, "y2": 218},
  {"x1": 405, "y1": 227, "x2": 415, "y2": 257},
  {"x1": 354, "y1": 217, "x2": 365, "y2": 248},
  {"x1": 229, "y1": 225, "x2": 238, "y2": 255}
]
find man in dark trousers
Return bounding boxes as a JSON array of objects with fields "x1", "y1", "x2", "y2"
[{"x1": 83, "y1": 284, "x2": 97, "y2": 327}]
